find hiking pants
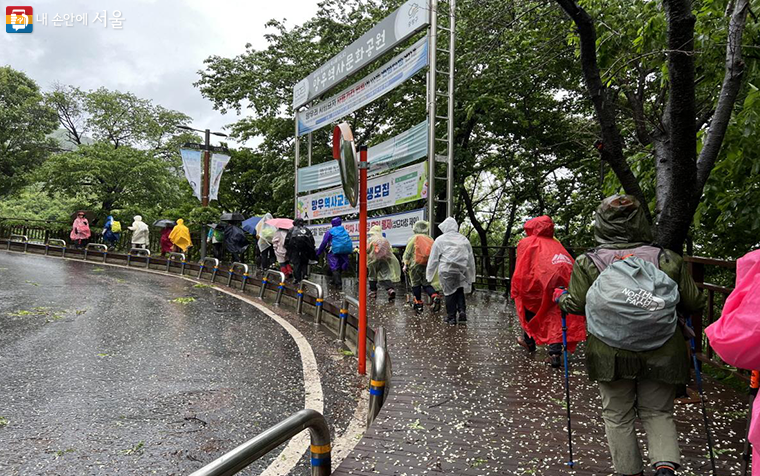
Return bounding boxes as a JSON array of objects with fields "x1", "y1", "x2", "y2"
[
  {"x1": 291, "y1": 252, "x2": 308, "y2": 283},
  {"x1": 444, "y1": 287, "x2": 466, "y2": 319},
  {"x1": 523, "y1": 309, "x2": 562, "y2": 355},
  {"x1": 369, "y1": 280, "x2": 394, "y2": 292},
  {"x1": 412, "y1": 284, "x2": 437, "y2": 301},
  {"x1": 598, "y1": 378, "x2": 680, "y2": 474}
]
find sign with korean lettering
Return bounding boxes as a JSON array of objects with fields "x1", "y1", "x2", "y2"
[
  {"x1": 296, "y1": 36, "x2": 428, "y2": 136},
  {"x1": 297, "y1": 120, "x2": 428, "y2": 193},
  {"x1": 292, "y1": 0, "x2": 429, "y2": 108},
  {"x1": 308, "y1": 208, "x2": 425, "y2": 248},
  {"x1": 296, "y1": 162, "x2": 427, "y2": 220}
]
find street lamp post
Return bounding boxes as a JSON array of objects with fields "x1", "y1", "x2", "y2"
[{"x1": 178, "y1": 125, "x2": 228, "y2": 260}]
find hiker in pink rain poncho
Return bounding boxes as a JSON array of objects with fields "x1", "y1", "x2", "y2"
[
  {"x1": 70, "y1": 211, "x2": 91, "y2": 249},
  {"x1": 705, "y1": 248, "x2": 760, "y2": 475}
]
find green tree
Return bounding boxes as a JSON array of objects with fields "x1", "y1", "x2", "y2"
[{"x1": 0, "y1": 67, "x2": 58, "y2": 196}]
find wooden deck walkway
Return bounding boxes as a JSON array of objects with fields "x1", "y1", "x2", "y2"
[{"x1": 332, "y1": 291, "x2": 750, "y2": 475}]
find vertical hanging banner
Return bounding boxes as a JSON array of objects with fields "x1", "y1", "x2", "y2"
[
  {"x1": 292, "y1": 0, "x2": 429, "y2": 108},
  {"x1": 208, "y1": 153, "x2": 231, "y2": 201},
  {"x1": 180, "y1": 149, "x2": 202, "y2": 201},
  {"x1": 296, "y1": 36, "x2": 429, "y2": 136},
  {"x1": 296, "y1": 162, "x2": 428, "y2": 220},
  {"x1": 297, "y1": 119, "x2": 428, "y2": 193}
]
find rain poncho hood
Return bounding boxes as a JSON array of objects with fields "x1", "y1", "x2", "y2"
[
  {"x1": 70, "y1": 215, "x2": 91, "y2": 241},
  {"x1": 169, "y1": 218, "x2": 192, "y2": 252},
  {"x1": 426, "y1": 217, "x2": 476, "y2": 295},
  {"x1": 331, "y1": 217, "x2": 342, "y2": 227},
  {"x1": 412, "y1": 220, "x2": 429, "y2": 235},
  {"x1": 706, "y1": 249, "x2": 760, "y2": 474},
  {"x1": 223, "y1": 223, "x2": 249, "y2": 255},
  {"x1": 368, "y1": 225, "x2": 401, "y2": 283},
  {"x1": 285, "y1": 219, "x2": 316, "y2": 255},
  {"x1": 128, "y1": 215, "x2": 149, "y2": 245},
  {"x1": 272, "y1": 229, "x2": 289, "y2": 263},
  {"x1": 512, "y1": 216, "x2": 585, "y2": 350},
  {"x1": 594, "y1": 194, "x2": 652, "y2": 245},
  {"x1": 257, "y1": 213, "x2": 275, "y2": 252}
]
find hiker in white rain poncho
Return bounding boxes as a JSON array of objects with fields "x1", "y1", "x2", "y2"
[
  {"x1": 367, "y1": 225, "x2": 401, "y2": 300},
  {"x1": 426, "y1": 217, "x2": 476, "y2": 325}
]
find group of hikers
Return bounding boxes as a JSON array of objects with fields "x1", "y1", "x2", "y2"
[
  {"x1": 70, "y1": 212, "x2": 194, "y2": 256},
  {"x1": 511, "y1": 194, "x2": 760, "y2": 476}
]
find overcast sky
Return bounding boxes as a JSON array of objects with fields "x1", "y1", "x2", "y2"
[{"x1": 2, "y1": 0, "x2": 319, "y2": 146}]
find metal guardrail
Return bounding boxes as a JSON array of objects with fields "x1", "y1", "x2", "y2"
[
  {"x1": 340, "y1": 295, "x2": 360, "y2": 342},
  {"x1": 188, "y1": 408, "x2": 331, "y2": 476},
  {"x1": 259, "y1": 269, "x2": 286, "y2": 305},
  {"x1": 126, "y1": 248, "x2": 151, "y2": 268},
  {"x1": 367, "y1": 326, "x2": 390, "y2": 428},
  {"x1": 297, "y1": 280, "x2": 324, "y2": 324},
  {"x1": 165, "y1": 252, "x2": 187, "y2": 275},
  {"x1": 7, "y1": 234, "x2": 28, "y2": 252},
  {"x1": 227, "y1": 262, "x2": 250, "y2": 291},
  {"x1": 84, "y1": 243, "x2": 108, "y2": 263},
  {"x1": 45, "y1": 238, "x2": 67, "y2": 257},
  {"x1": 198, "y1": 257, "x2": 220, "y2": 282}
]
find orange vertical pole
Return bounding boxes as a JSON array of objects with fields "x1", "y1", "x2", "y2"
[{"x1": 358, "y1": 145, "x2": 368, "y2": 375}]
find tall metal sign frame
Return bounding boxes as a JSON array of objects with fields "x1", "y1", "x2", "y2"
[{"x1": 293, "y1": 0, "x2": 455, "y2": 232}]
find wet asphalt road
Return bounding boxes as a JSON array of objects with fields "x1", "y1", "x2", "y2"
[{"x1": 0, "y1": 252, "x2": 309, "y2": 475}]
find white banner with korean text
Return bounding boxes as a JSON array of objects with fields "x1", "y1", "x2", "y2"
[
  {"x1": 296, "y1": 120, "x2": 428, "y2": 193},
  {"x1": 296, "y1": 162, "x2": 427, "y2": 220},
  {"x1": 180, "y1": 149, "x2": 202, "y2": 201},
  {"x1": 307, "y1": 208, "x2": 425, "y2": 248},
  {"x1": 296, "y1": 36, "x2": 428, "y2": 136},
  {"x1": 209, "y1": 153, "x2": 231, "y2": 201}
]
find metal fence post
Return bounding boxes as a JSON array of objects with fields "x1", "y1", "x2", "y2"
[
  {"x1": 84, "y1": 243, "x2": 108, "y2": 263},
  {"x1": 367, "y1": 326, "x2": 390, "y2": 428},
  {"x1": 227, "y1": 262, "x2": 249, "y2": 290}
]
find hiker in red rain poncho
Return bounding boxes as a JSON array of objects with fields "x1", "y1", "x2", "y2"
[{"x1": 511, "y1": 216, "x2": 586, "y2": 368}]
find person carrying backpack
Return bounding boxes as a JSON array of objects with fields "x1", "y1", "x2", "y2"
[
  {"x1": 102, "y1": 215, "x2": 121, "y2": 250},
  {"x1": 367, "y1": 225, "x2": 401, "y2": 301},
  {"x1": 512, "y1": 215, "x2": 585, "y2": 368},
  {"x1": 558, "y1": 195, "x2": 704, "y2": 476},
  {"x1": 426, "y1": 217, "x2": 476, "y2": 325},
  {"x1": 285, "y1": 218, "x2": 316, "y2": 284},
  {"x1": 402, "y1": 220, "x2": 442, "y2": 313},
  {"x1": 316, "y1": 217, "x2": 352, "y2": 289}
]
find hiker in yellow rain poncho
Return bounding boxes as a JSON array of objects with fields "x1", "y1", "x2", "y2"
[
  {"x1": 367, "y1": 225, "x2": 401, "y2": 301},
  {"x1": 402, "y1": 220, "x2": 442, "y2": 314},
  {"x1": 169, "y1": 218, "x2": 193, "y2": 252}
]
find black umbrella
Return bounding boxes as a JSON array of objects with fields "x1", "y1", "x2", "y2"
[
  {"x1": 70, "y1": 210, "x2": 96, "y2": 224},
  {"x1": 153, "y1": 219, "x2": 177, "y2": 228},
  {"x1": 220, "y1": 212, "x2": 245, "y2": 222}
]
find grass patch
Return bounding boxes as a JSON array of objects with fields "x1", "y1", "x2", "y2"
[
  {"x1": 122, "y1": 441, "x2": 144, "y2": 456},
  {"x1": 96, "y1": 353, "x2": 112, "y2": 358},
  {"x1": 471, "y1": 458, "x2": 488, "y2": 468},
  {"x1": 0, "y1": 416, "x2": 8, "y2": 427},
  {"x1": 193, "y1": 283, "x2": 212, "y2": 289},
  {"x1": 24, "y1": 280, "x2": 39, "y2": 286},
  {"x1": 339, "y1": 349, "x2": 354, "y2": 356},
  {"x1": 92, "y1": 268, "x2": 105, "y2": 272},
  {"x1": 54, "y1": 448, "x2": 74, "y2": 459},
  {"x1": 7, "y1": 307, "x2": 66, "y2": 322},
  {"x1": 409, "y1": 419, "x2": 425, "y2": 431},
  {"x1": 170, "y1": 297, "x2": 196, "y2": 305}
]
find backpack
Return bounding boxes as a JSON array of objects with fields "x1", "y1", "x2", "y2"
[
  {"x1": 414, "y1": 234, "x2": 434, "y2": 265},
  {"x1": 330, "y1": 227, "x2": 353, "y2": 254},
  {"x1": 111, "y1": 221, "x2": 122, "y2": 233},
  {"x1": 585, "y1": 246, "x2": 679, "y2": 352},
  {"x1": 373, "y1": 238, "x2": 391, "y2": 260}
]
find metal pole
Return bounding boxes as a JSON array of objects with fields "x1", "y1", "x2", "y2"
[
  {"x1": 358, "y1": 145, "x2": 369, "y2": 375},
  {"x1": 427, "y1": 0, "x2": 438, "y2": 236},
  {"x1": 446, "y1": 0, "x2": 455, "y2": 218},
  {"x1": 294, "y1": 116, "x2": 300, "y2": 217},
  {"x1": 307, "y1": 132, "x2": 312, "y2": 226}
]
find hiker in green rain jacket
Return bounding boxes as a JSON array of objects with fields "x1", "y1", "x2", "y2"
[
  {"x1": 402, "y1": 220, "x2": 442, "y2": 313},
  {"x1": 558, "y1": 195, "x2": 704, "y2": 476}
]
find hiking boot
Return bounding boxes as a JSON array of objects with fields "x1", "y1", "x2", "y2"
[
  {"x1": 387, "y1": 289, "x2": 396, "y2": 301},
  {"x1": 413, "y1": 300, "x2": 424, "y2": 314},
  {"x1": 549, "y1": 354, "x2": 562, "y2": 368},
  {"x1": 431, "y1": 294, "x2": 442, "y2": 312},
  {"x1": 369, "y1": 291, "x2": 377, "y2": 299},
  {"x1": 458, "y1": 312, "x2": 467, "y2": 323},
  {"x1": 517, "y1": 336, "x2": 537, "y2": 353},
  {"x1": 653, "y1": 463, "x2": 676, "y2": 476},
  {"x1": 446, "y1": 316, "x2": 457, "y2": 325}
]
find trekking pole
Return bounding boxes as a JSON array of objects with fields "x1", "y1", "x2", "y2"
[
  {"x1": 560, "y1": 310, "x2": 574, "y2": 468},
  {"x1": 741, "y1": 370, "x2": 760, "y2": 476},
  {"x1": 687, "y1": 317, "x2": 717, "y2": 476}
]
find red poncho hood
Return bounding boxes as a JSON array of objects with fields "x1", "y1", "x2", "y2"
[{"x1": 511, "y1": 216, "x2": 585, "y2": 349}]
